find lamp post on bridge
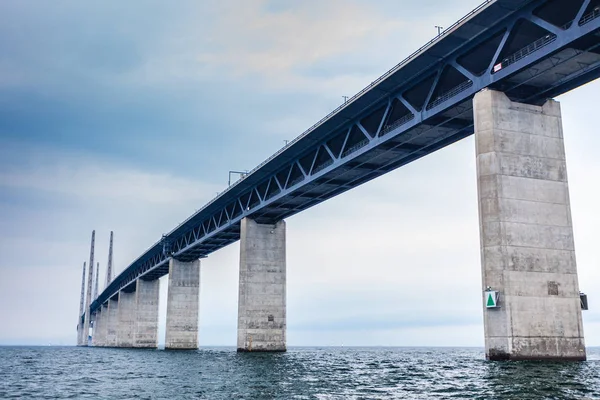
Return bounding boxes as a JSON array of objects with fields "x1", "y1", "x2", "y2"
[{"x1": 228, "y1": 170, "x2": 248, "y2": 186}]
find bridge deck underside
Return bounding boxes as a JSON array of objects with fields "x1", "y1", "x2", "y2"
[{"x1": 91, "y1": 0, "x2": 600, "y2": 313}]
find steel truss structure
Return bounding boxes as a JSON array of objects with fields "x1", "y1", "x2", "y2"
[{"x1": 91, "y1": 0, "x2": 600, "y2": 313}]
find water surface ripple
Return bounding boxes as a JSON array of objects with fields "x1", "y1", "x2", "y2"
[{"x1": 0, "y1": 347, "x2": 598, "y2": 399}]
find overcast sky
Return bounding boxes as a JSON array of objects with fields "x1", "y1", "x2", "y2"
[{"x1": 0, "y1": 0, "x2": 598, "y2": 347}]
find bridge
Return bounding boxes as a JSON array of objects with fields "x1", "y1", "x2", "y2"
[{"x1": 77, "y1": 0, "x2": 599, "y2": 360}]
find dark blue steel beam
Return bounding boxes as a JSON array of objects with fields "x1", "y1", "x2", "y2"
[{"x1": 91, "y1": 0, "x2": 600, "y2": 313}]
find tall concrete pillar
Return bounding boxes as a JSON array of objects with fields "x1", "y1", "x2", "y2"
[
  {"x1": 474, "y1": 89, "x2": 585, "y2": 361},
  {"x1": 237, "y1": 218, "x2": 286, "y2": 352},
  {"x1": 77, "y1": 315, "x2": 85, "y2": 347},
  {"x1": 165, "y1": 259, "x2": 200, "y2": 350},
  {"x1": 91, "y1": 311, "x2": 101, "y2": 346},
  {"x1": 134, "y1": 279, "x2": 160, "y2": 348},
  {"x1": 117, "y1": 290, "x2": 136, "y2": 348},
  {"x1": 106, "y1": 298, "x2": 119, "y2": 347},
  {"x1": 77, "y1": 319, "x2": 84, "y2": 346},
  {"x1": 97, "y1": 304, "x2": 108, "y2": 346}
]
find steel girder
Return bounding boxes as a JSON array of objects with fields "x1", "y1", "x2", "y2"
[{"x1": 91, "y1": 0, "x2": 600, "y2": 313}]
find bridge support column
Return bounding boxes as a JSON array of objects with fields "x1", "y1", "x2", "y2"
[
  {"x1": 117, "y1": 290, "x2": 136, "y2": 348},
  {"x1": 165, "y1": 259, "x2": 200, "y2": 350},
  {"x1": 97, "y1": 304, "x2": 108, "y2": 346},
  {"x1": 91, "y1": 312, "x2": 98, "y2": 346},
  {"x1": 76, "y1": 318, "x2": 85, "y2": 347},
  {"x1": 237, "y1": 218, "x2": 286, "y2": 352},
  {"x1": 91, "y1": 310, "x2": 104, "y2": 347},
  {"x1": 106, "y1": 298, "x2": 119, "y2": 347},
  {"x1": 134, "y1": 279, "x2": 160, "y2": 348},
  {"x1": 474, "y1": 89, "x2": 585, "y2": 361}
]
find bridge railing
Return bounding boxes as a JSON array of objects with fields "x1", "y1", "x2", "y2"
[
  {"x1": 580, "y1": 7, "x2": 600, "y2": 26},
  {"x1": 381, "y1": 114, "x2": 415, "y2": 136},
  {"x1": 312, "y1": 159, "x2": 335, "y2": 175},
  {"x1": 426, "y1": 80, "x2": 474, "y2": 111},
  {"x1": 494, "y1": 34, "x2": 557, "y2": 73},
  {"x1": 341, "y1": 139, "x2": 370, "y2": 159}
]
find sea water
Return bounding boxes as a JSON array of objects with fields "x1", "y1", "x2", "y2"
[{"x1": 0, "y1": 346, "x2": 598, "y2": 399}]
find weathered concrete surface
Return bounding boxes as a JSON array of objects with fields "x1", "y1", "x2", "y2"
[
  {"x1": 106, "y1": 298, "x2": 119, "y2": 347},
  {"x1": 134, "y1": 279, "x2": 160, "y2": 348},
  {"x1": 474, "y1": 89, "x2": 585, "y2": 361},
  {"x1": 237, "y1": 218, "x2": 286, "y2": 352},
  {"x1": 117, "y1": 291, "x2": 136, "y2": 348},
  {"x1": 165, "y1": 259, "x2": 200, "y2": 350}
]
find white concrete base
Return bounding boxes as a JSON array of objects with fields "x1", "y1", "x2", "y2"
[
  {"x1": 474, "y1": 89, "x2": 585, "y2": 361},
  {"x1": 165, "y1": 259, "x2": 200, "y2": 350},
  {"x1": 134, "y1": 279, "x2": 160, "y2": 348},
  {"x1": 117, "y1": 291, "x2": 136, "y2": 348},
  {"x1": 237, "y1": 218, "x2": 286, "y2": 352}
]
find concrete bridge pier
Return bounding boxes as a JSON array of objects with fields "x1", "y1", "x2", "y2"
[
  {"x1": 106, "y1": 297, "x2": 119, "y2": 347},
  {"x1": 117, "y1": 290, "x2": 136, "y2": 348},
  {"x1": 91, "y1": 312, "x2": 98, "y2": 346},
  {"x1": 98, "y1": 304, "x2": 109, "y2": 346},
  {"x1": 474, "y1": 89, "x2": 586, "y2": 361},
  {"x1": 165, "y1": 258, "x2": 201, "y2": 350},
  {"x1": 91, "y1": 309, "x2": 106, "y2": 347},
  {"x1": 76, "y1": 317, "x2": 85, "y2": 347},
  {"x1": 134, "y1": 279, "x2": 160, "y2": 348},
  {"x1": 237, "y1": 218, "x2": 286, "y2": 352}
]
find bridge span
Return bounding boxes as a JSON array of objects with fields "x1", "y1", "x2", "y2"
[{"x1": 78, "y1": 0, "x2": 599, "y2": 360}]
